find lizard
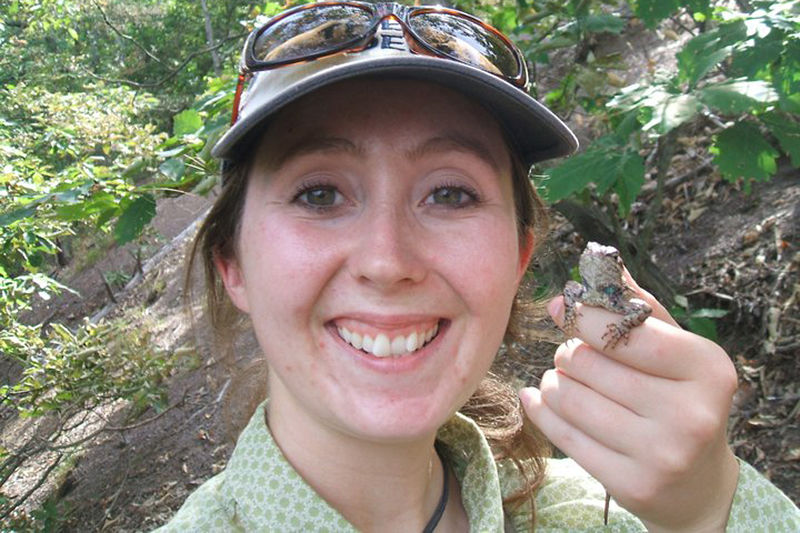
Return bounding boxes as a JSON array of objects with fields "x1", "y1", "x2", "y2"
[
  {"x1": 564, "y1": 241, "x2": 652, "y2": 350},
  {"x1": 562, "y1": 242, "x2": 653, "y2": 524}
]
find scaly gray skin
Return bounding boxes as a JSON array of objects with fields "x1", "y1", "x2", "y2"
[
  {"x1": 562, "y1": 242, "x2": 655, "y2": 524},
  {"x1": 563, "y1": 242, "x2": 652, "y2": 350}
]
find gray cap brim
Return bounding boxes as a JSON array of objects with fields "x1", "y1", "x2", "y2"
[{"x1": 212, "y1": 52, "x2": 578, "y2": 168}]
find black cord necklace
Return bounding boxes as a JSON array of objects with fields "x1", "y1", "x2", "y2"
[{"x1": 422, "y1": 449, "x2": 449, "y2": 533}]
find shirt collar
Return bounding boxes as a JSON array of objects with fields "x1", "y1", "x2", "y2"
[{"x1": 222, "y1": 402, "x2": 505, "y2": 531}]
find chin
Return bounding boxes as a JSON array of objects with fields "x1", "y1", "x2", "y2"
[{"x1": 331, "y1": 390, "x2": 464, "y2": 443}]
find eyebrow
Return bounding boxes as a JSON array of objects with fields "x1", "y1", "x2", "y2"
[
  {"x1": 267, "y1": 132, "x2": 502, "y2": 172},
  {"x1": 268, "y1": 136, "x2": 365, "y2": 170},
  {"x1": 404, "y1": 133, "x2": 502, "y2": 173}
]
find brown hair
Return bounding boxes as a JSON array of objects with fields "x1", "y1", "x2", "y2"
[{"x1": 185, "y1": 121, "x2": 552, "y2": 528}]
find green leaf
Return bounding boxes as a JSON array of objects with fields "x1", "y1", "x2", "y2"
[
  {"x1": 677, "y1": 21, "x2": 747, "y2": 87},
  {"x1": 96, "y1": 207, "x2": 117, "y2": 228},
  {"x1": 686, "y1": 317, "x2": 718, "y2": 341},
  {"x1": 540, "y1": 136, "x2": 644, "y2": 212},
  {"x1": 634, "y1": 0, "x2": 681, "y2": 28},
  {"x1": 698, "y1": 79, "x2": 779, "y2": 114},
  {"x1": 643, "y1": 93, "x2": 701, "y2": 134},
  {"x1": 773, "y1": 39, "x2": 800, "y2": 114},
  {"x1": 729, "y1": 32, "x2": 783, "y2": 78},
  {"x1": 67, "y1": 27, "x2": 78, "y2": 41},
  {"x1": 113, "y1": 194, "x2": 156, "y2": 245},
  {"x1": 122, "y1": 157, "x2": 148, "y2": 179},
  {"x1": 490, "y1": 7, "x2": 517, "y2": 34},
  {"x1": 760, "y1": 111, "x2": 800, "y2": 166},
  {"x1": 55, "y1": 203, "x2": 92, "y2": 221},
  {"x1": 0, "y1": 206, "x2": 36, "y2": 227},
  {"x1": 159, "y1": 158, "x2": 186, "y2": 181},
  {"x1": 614, "y1": 151, "x2": 646, "y2": 217},
  {"x1": 172, "y1": 109, "x2": 203, "y2": 137},
  {"x1": 711, "y1": 121, "x2": 780, "y2": 186},
  {"x1": 582, "y1": 14, "x2": 626, "y2": 34},
  {"x1": 685, "y1": 0, "x2": 711, "y2": 18},
  {"x1": 613, "y1": 111, "x2": 643, "y2": 139}
]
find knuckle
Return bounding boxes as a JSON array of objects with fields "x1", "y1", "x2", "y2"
[
  {"x1": 653, "y1": 442, "x2": 693, "y2": 479},
  {"x1": 553, "y1": 342, "x2": 571, "y2": 368},
  {"x1": 683, "y1": 406, "x2": 723, "y2": 444},
  {"x1": 625, "y1": 477, "x2": 661, "y2": 507},
  {"x1": 555, "y1": 340, "x2": 595, "y2": 375},
  {"x1": 697, "y1": 339, "x2": 738, "y2": 393},
  {"x1": 715, "y1": 353, "x2": 739, "y2": 397},
  {"x1": 538, "y1": 370, "x2": 560, "y2": 402}
]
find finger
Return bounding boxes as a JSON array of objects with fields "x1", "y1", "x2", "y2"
[
  {"x1": 549, "y1": 296, "x2": 709, "y2": 380},
  {"x1": 553, "y1": 340, "x2": 672, "y2": 417},
  {"x1": 621, "y1": 267, "x2": 679, "y2": 327},
  {"x1": 519, "y1": 386, "x2": 634, "y2": 492},
  {"x1": 538, "y1": 367, "x2": 648, "y2": 455}
]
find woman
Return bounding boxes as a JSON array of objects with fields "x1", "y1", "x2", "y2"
[{"x1": 158, "y1": 3, "x2": 799, "y2": 531}]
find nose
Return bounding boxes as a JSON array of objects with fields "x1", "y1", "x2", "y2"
[{"x1": 347, "y1": 201, "x2": 428, "y2": 289}]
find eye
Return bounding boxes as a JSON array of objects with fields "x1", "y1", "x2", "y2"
[
  {"x1": 425, "y1": 183, "x2": 481, "y2": 207},
  {"x1": 293, "y1": 183, "x2": 342, "y2": 209},
  {"x1": 603, "y1": 285, "x2": 619, "y2": 297}
]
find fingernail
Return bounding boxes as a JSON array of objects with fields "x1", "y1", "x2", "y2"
[
  {"x1": 548, "y1": 296, "x2": 565, "y2": 327},
  {"x1": 518, "y1": 387, "x2": 540, "y2": 407}
]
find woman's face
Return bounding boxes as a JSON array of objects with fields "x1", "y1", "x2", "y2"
[{"x1": 218, "y1": 79, "x2": 534, "y2": 443}]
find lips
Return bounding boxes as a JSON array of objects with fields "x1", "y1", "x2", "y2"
[{"x1": 334, "y1": 321, "x2": 441, "y2": 358}]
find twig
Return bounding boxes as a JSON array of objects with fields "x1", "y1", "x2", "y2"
[
  {"x1": 640, "y1": 157, "x2": 714, "y2": 196},
  {"x1": 99, "y1": 268, "x2": 117, "y2": 304},
  {"x1": 0, "y1": 453, "x2": 64, "y2": 520},
  {"x1": 92, "y1": 0, "x2": 163, "y2": 65},
  {"x1": 96, "y1": 455, "x2": 131, "y2": 530},
  {"x1": 522, "y1": 8, "x2": 557, "y2": 25},
  {"x1": 669, "y1": 14, "x2": 696, "y2": 36},
  {"x1": 82, "y1": 33, "x2": 246, "y2": 89},
  {"x1": 641, "y1": 129, "x2": 678, "y2": 249},
  {"x1": 102, "y1": 395, "x2": 185, "y2": 431},
  {"x1": 132, "y1": 248, "x2": 144, "y2": 277}
]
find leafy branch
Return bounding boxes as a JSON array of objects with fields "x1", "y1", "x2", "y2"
[{"x1": 81, "y1": 32, "x2": 247, "y2": 90}]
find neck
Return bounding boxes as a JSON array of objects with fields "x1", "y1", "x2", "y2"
[{"x1": 266, "y1": 382, "x2": 454, "y2": 532}]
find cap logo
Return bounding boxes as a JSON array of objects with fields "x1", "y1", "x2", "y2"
[{"x1": 376, "y1": 19, "x2": 408, "y2": 51}]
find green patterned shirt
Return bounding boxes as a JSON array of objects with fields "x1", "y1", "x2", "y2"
[{"x1": 155, "y1": 403, "x2": 799, "y2": 532}]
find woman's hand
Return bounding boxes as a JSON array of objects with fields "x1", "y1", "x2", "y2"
[{"x1": 520, "y1": 275, "x2": 741, "y2": 531}]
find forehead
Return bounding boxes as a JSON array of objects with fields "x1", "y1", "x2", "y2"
[{"x1": 250, "y1": 78, "x2": 513, "y2": 169}]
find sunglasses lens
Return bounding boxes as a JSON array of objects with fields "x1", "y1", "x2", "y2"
[
  {"x1": 254, "y1": 5, "x2": 373, "y2": 63},
  {"x1": 409, "y1": 12, "x2": 519, "y2": 79}
]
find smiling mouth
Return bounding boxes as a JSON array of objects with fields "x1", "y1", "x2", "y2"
[{"x1": 335, "y1": 321, "x2": 443, "y2": 358}]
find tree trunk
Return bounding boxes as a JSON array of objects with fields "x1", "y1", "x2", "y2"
[{"x1": 201, "y1": 0, "x2": 221, "y2": 76}]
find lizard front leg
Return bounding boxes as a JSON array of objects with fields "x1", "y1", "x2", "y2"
[{"x1": 601, "y1": 299, "x2": 652, "y2": 349}]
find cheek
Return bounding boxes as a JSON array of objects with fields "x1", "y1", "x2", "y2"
[
  {"x1": 438, "y1": 218, "x2": 522, "y2": 306},
  {"x1": 238, "y1": 213, "x2": 343, "y2": 325}
]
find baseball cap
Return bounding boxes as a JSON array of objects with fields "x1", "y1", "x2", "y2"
[{"x1": 211, "y1": 16, "x2": 578, "y2": 168}]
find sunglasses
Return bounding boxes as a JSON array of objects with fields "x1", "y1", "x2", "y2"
[{"x1": 230, "y1": 1, "x2": 529, "y2": 124}]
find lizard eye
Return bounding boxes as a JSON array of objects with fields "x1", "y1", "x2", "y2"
[{"x1": 603, "y1": 286, "x2": 619, "y2": 297}]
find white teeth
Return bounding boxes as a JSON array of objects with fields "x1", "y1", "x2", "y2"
[
  {"x1": 351, "y1": 331, "x2": 363, "y2": 349},
  {"x1": 362, "y1": 334, "x2": 374, "y2": 352},
  {"x1": 405, "y1": 332, "x2": 418, "y2": 353},
  {"x1": 373, "y1": 334, "x2": 391, "y2": 357},
  {"x1": 336, "y1": 323, "x2": 440, "y2": 357},
  {"x1": 391, "y1": 335, "x2": 406, "y2": 356},
  {"x1": 425, "y1": 324, "x2": 438, "y2": 342}
]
